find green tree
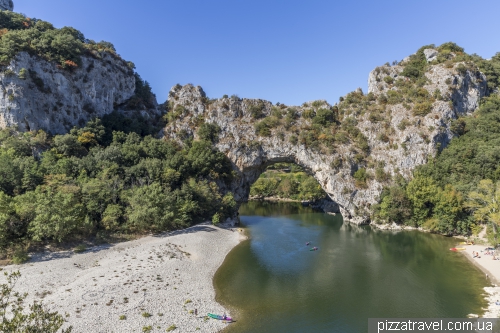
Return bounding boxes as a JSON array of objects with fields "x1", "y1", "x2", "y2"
[
  {"x1": 123, "y1": 183, "x2": 176, "y2": 233},
  {"x1": 466, "y1": 179, "x2": 500, "y2": 229},
  {"x1": 406, "y1": 175, "x2": 439, "y2": 226},
  {"x1": 29, "y1": 186, "x2": 88, "y2": 242}
]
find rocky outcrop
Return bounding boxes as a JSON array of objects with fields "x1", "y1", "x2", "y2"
[
  {"x1": 423, "y1": 49, "x2": 438, "y2": 62},
  {"x1": 0, "y1": 0, "x2": 13, "y2": 11},
  {"x1": 162, "y1": 58, "x2": 487, "y2": 225},
  {"x1": 0, "y1": 52, "x2": 137, "y2": 134}
]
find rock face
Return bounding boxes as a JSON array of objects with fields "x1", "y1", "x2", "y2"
[
  {"x1": 423, "y1": 49, "x2": 438, "y2": 62},
  {"x1": 0, "y1": 0, "x2": 13, "y2": 11},
  {"x1": 163, "y1": 59, "x2": 487, "y2": 224},
  {"x1": 0, "y1": 52, "x2": 137, "y2": 134}
]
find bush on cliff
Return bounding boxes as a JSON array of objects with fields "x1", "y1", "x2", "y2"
[{"x1": 0, "y1": 11, "x2": 127, "y2": 69}]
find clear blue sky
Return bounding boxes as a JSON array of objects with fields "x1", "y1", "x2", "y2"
[{"x1": 15, "y1": 0, "x2": 500, "y2": 106}]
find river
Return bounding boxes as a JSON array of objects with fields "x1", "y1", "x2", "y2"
[{"x1": 213, "y1": 202, "x2": 489, "y2": 333}]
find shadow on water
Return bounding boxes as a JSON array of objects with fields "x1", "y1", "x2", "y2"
[{"x1": 214, "y1": 202, "x2": 489, "y2": 333}]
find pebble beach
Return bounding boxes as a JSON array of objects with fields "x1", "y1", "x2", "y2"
[
  {"x1": 1, "y1": 223, "x2": 245, "y2": 332},
  {"x1": 462, "y1": 245, "x2": 500, "y2": 318}
]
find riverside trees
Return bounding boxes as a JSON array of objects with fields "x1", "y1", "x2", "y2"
[{"x1": 0, "y1": 117, "x2": 236, "y2": 256}]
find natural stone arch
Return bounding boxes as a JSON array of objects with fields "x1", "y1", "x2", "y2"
[{"x1": 162, "y1": 58, "x2": 486, "y2": 224}]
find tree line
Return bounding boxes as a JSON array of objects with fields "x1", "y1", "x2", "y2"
[{"x1": 0, "y1": 116, "x2": 237, "y2": 256}]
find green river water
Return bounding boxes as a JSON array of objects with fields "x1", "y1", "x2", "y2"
[{"x1": 213, "y1": 202, "x2": 489, "y2": 333}]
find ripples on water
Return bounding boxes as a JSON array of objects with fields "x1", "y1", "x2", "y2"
[{"x1": 214, "y1": 202, "x2": 488, "y2": 333}]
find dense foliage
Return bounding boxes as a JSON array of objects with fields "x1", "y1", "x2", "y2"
[
  {"x1": 0, "y1": 10, "x2": 128, "y2": 69},
  {"x1": 250, "y1": 163, "x2": 326, "y2": 201},
  {"x1": 0, "y1": 117, "x2": 237, "y2": 253},
  {"x1": 372, "y1": 95, "x2": 500, "y2": 238}
]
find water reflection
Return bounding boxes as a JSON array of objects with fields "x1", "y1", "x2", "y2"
[{"x1": 215, "y1": 202, "x2": 488, "y2": 333}]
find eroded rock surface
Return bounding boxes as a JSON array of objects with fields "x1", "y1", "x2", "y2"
[
  {"x1": 0, "y1": 0, "x2": 13, "y2": 11},
  {"x1": 163, "y1": 59, "x2": 487, "y2": 224},
  {"x1": 0, "y1": 52, "x2": 137, "y2": 134}
]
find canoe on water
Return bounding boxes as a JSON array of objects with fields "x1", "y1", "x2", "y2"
[
  {"x1": 310, "y1": 247, "x2": 319, "y2": 251},
  {"x1": 207, "y1": 313, "x2": 233, "y2": 322},
  {"x1": 450, "y1": 247, "x2": 466, "y2": 252}
]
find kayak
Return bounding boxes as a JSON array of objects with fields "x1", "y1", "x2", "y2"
[
  {"x1": 310, "y1": 247, "x2": 319, "y2": 251},
  {"x1": 450, "y1": 247, "x2": 466, "y2": 252},
  {"x1": 207, "y1": 313, "x2": 232, "y2": 322}
]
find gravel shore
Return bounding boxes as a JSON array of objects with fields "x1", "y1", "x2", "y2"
[
  {"x1": 1, "y1": 223, "x2": 245, "y2": 332},
  {"x1": 462, "y1": 245, "x2": 500, "y2": 318}
]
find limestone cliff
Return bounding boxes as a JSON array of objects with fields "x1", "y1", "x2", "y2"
[
  {"x1": 162, "y1": 48, "x2": 488, "y2": 224},
  {"x1": 0, "y1": 52, "x2": 139, "y2": 134},
  {"x1": 0, "y1": 0, "x2": 13, "y2": 11}
]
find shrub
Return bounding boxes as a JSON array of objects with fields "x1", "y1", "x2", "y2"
[
  {"x1": 456, "y1": 63, "x2": 467, "y2": 75},
  {"x1": 353, "y1": 168, "x2": 368, "y2": 188},
  {"x1": 212, "y1": 212, "x2": 220, "y2": 225},
  {"x1": 302, "y1": 109, "x2": 315, "y2": 119},
  {"x1": 18, "y1": 68, "x2": 27, "y2": 79},
  {"x1": 11, "y1": 247, "x2": 29, "y2": 264},
  {"x1": 375, "y1": 167, "x2": 390, "y2": 182},
  {"x1": 383, "y1": 76, "x2": 394, "y2": 84},
  {"x1": 377, "y1": 133, "x2": 389, "y2": 143},
  {"x1": 249, "y1": 102, "x2": 265, "y2": 119},
  {"x1": 312, "y1": 108, "x2": 335, "y2": 126},
  {"x1": 397, "y1": 119, "x2": 411, "y2": 131},
  {"x1": 198, "y1": 122, "x2": 220, "y2": 143},
  {"x1": 378, "y1": 94, "x2": 388, "y2": 104},
  {"x1": 413, "y1": 101, "x2": 433, "y2": 116}
]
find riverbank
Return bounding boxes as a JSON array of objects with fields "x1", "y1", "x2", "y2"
[
  {"x1": 460, "y1": 245, "x2": 500, "y2": 318},
  {"x1": 1, "y1": 223, "x2": 245, "y2": 332}
]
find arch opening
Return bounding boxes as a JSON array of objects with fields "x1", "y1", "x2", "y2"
[{"x1": 234, "y1": 160, "x2": 342, "y2": 217}]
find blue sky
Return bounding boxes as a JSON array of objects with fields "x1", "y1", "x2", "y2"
[{"x1": 15, "y1": 0, "x2": 500, "y2": 106}]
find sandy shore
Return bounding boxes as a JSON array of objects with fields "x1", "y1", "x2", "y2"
[
  {"x1": 461, "y1": 245, "x2": 500, "y2": 317},
  {"x1": 1, "y1": 223, "x2": 245, "y2": 332}
]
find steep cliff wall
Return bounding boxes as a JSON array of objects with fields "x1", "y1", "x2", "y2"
[
  {"x1": 0, "y1": 0, "x2": 13, "y2": 11},
  {"x1": 162, "y1": 48, "x2": 487, "y2": 224},
  {"x1": 0, "y1": 52, "x2": 137, "y2": 134}
]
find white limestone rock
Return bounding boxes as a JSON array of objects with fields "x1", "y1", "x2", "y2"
[
  {"x1": 0, "y1": 52, "x2": 137, "y2": 134},
  {"x1": 163, "y1": 58, "x2": 488, "y2": 225},
  {"x1": 423, "y1": 49, "x2": 438, "y2": 62},
  {"x1": 0, "y1": 0, "x2": 13, "y2": 11}
]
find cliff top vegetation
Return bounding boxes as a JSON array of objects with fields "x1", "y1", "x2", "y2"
[{"x1": 0, "y1": 10, "x2": 133, "y2": 70}]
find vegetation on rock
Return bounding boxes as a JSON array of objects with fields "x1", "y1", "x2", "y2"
[
  {"x1": 372, "y1": 95, "x2": 500, "y2": 237},
  {"x1": 0, "y1": 10, "x2": 128, "y2": 68}
]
